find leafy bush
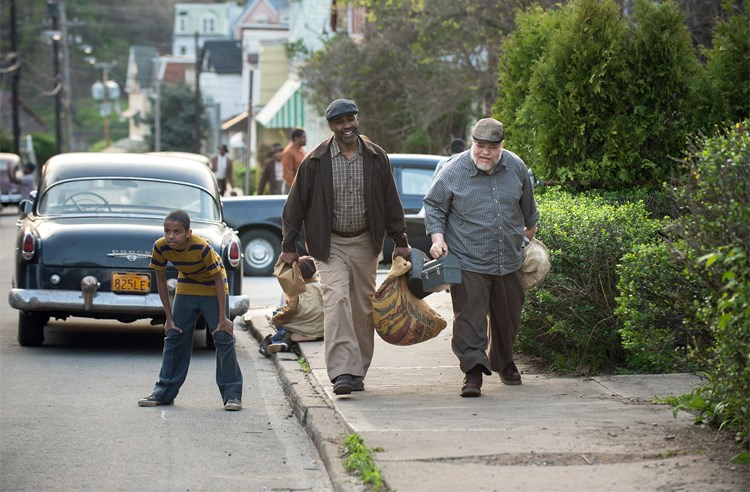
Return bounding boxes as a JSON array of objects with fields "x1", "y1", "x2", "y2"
[
  {"x1": 520, "y1": 188, "x2": 662, "y2": 372},
  {"x1": 616, "y1": 239, "x2": 711, "y2": 373},
  {"x1": 670, "y1": 120, "x2": 750, "y2": 446}
]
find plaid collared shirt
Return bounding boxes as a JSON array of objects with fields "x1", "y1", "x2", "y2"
[
  {"x1": 330, "y1": 139, "x2": 368, "y2": 233},
  {"x1": 423, "y1": 149, "x2": 539, "y2": 276}
]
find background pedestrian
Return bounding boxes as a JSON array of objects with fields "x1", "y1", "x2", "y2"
[
  {"x1": 210, "y1": 144, "x2": 234, "y2": 196},
  {"x1": 281, "y1": 129, "x2": 307, "y2": 193}
]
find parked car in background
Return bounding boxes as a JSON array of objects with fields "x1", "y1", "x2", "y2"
[
  {"x1": 221, "y1": 153, "x2": 442, "y2": 276},
  {"x1": 8, "y1": 153, "x2": 248, "y2": 347},
  {"x1": 0, "y1": 152, "x2": 22, "y2": 208}
]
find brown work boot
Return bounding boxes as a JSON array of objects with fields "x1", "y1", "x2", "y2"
[
  {"x1": 500, "y1": 362, "x2": 522, "y2": 385},
  {"x1": 460, "y1": 366, "x2": 483, "y2": 397}
]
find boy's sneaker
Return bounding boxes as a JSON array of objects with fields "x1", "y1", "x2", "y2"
[
  {"x1": 138, "y1": 395, "x2": 169, "y2": 407},
  {"x1": 224, "y1": 398, "x2": 242, "y2": 411}
]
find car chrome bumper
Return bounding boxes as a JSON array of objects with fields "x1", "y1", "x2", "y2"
[{"x1": 8, "y1": 289, "x2": 250, "y2": 319}]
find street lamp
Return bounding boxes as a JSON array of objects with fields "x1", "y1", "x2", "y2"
[{"x1": 90, "y1": 61, "x2": 119, "y2": 148}]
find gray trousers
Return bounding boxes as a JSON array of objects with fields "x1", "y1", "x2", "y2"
[{"x1": 449, "y1": 269, "x2": 524, "y2": 374}]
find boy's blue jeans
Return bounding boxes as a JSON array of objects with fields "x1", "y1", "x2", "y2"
[{"x1": 150, "y1": 294, "x2": 243, "y2": 404}]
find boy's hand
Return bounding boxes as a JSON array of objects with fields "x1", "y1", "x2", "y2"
[
  {"x1": 164, "y1": 319, "x2": 183, "y2": 335},
  {"x1": 214, "y1": 317, "x2": 234, "y2": 336}
]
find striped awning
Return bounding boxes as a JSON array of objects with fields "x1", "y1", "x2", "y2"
[{"x1": 255, "y1": 79, "x2": 304, "y2": 129}]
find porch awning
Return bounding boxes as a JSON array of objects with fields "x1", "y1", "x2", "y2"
[
  {"x1": 221, "y1": 110, "x2": 248, "y2": 133},
  {"x1": 255, "y1": 79, "x2": 304, "y2": 129}
]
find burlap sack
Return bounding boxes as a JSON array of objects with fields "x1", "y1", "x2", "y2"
[
  {"x1": 521, "y1": 237, "x2": 551, "y2": 290},
  {"x1": 371, "y1": 256, "x2": 447, "y2": 345},
  {"x1": 273, "y1": 257, "x2": 307, "y2": 297}
]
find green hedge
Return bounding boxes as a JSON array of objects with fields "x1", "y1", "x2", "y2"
[
  {"x1": 616, "y1": 239, "x2": 711, "y2": 373},
  {"x1": 520, "y1": 188, "x2": 662, "y2": 372}
]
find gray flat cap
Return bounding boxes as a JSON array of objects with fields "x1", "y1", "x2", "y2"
[
  {"x1": 325, "y1": 99, "x2": 358, "y2": 121},
  {"x1": 471, "y1": 118, "x2": 505, "y2": 143}
]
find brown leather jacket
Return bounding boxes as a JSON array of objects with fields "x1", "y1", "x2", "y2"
[{"x1": 281, "y1": 136, "x2": 408, "y2": 260}]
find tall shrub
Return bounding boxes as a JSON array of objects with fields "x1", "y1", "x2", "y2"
[
  {"x1": 494, "y1": 5, "x2": 562, "y2": 159},
  {"x1": 704, "y1": 4, "x2": 750, "y2": 128},
  {"x1": 496, "y1": 0, "x2": 708, "y2": 188},
  {"x1": 624, "y1": 0, "x2": 707, "y2": 175},
  {"x1": 520, "y1": 0, "x2": 629, "y2": 187}
]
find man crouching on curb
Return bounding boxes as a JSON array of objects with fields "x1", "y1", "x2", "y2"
[{"x1": 423, "y1": 118, "x2": 539, "y2": 397}]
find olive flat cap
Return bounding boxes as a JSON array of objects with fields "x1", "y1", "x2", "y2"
[
  {"x1": 325, "y1": 98, "x2": 358, "y2": 121},
  {"x1": 471, "y1": 118, "x2": 505, "y2": 143}
]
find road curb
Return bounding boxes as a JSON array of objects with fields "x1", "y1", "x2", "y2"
[{"x1": 243, "y1": 312, "x2": 365, "y2": 492}]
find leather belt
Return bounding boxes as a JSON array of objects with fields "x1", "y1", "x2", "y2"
[{"x1": 332, "y1": 229, "x2": 368, "y2": 238}]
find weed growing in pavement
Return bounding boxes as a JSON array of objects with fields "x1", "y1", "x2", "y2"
[
  {"x1": 344, "y1": 433, "x2": 386, "y2": 491},
  {"x1": 297, "y1": 357, "x2": 311, "y2": 373}
]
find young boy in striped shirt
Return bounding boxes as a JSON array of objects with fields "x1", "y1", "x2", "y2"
[{"x1": 138, "y1": 210, "x2": 243, "y2": 410}]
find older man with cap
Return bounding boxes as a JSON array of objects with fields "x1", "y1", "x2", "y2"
[
  {"x1": 423, "y1": 117, "x2": 539, "y2": 397},
  {"x1": 279, "y1": 98, "x2": 411, "y2": 396}
]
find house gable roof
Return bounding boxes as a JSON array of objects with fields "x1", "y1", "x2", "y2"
[
  {"x1": 126, "y1": 45, "x2": 158, "y2": 92},
  {"x1": 203, "y1": 40, "x2": 242, "y2": 74}
]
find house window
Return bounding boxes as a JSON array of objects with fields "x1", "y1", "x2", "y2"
[
  {"x1": 201, "y1": 15, "x2": 216, "y2": 34},
  {"x1": 177, "y1": 12, "x2": 187, "y2": 32}
]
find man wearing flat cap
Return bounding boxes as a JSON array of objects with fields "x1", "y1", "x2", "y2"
[
  {"x1": 423, "y1": 117, "x2": 539, "y2": 397},
  {"x1": 280, "y1": 98, "x2": 411, "y2": 396}
]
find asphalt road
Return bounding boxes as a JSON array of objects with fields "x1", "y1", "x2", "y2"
[{"x1": 0, "y1": 207, "x2": 332, "y2": 491}]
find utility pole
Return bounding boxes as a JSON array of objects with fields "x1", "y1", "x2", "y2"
[
  {"x1": 10, "y1": 0, "x2": 21, "y2": 155},
  {"x1": 59, "y1": 0, "x2": 75, "y2": 151},
  {"x1": 47, "y1": 0, "x2": 62, "y2": 154},
  {"x1": 193, "y1": 32, "x2": 205, "y2": 154},
  {"x1": 244, "y1": 69, "x2": 254, "y2": 195}
]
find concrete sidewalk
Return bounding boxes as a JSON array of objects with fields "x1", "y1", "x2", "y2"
[{"x1": 242, "y1": 289, "x2": 748, "y2": 492}]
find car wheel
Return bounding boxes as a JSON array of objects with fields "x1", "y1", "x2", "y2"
[
  {"x1": 240, "y1": 229, "x2": 280, "y2": 277},
  {"x1": 18, "y1": 312, "x2": 47, "y2": 346}
]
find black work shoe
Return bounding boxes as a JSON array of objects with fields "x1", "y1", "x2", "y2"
[
  {"x1": 460, "y1": 367, "x2": 483, "y2": 397},
  {"x1": 500, "y1": 362, "x2": 522, "y2": 385},
  {"x1": 333, "y1": 374, "x2": 354, "y2": 395},
  {"x1": 352, "y1": 377, "x2": 365, "y2": 392}
]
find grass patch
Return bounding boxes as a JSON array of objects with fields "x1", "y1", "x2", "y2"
[
  {"x1": 344, "y1": 433, "x2": 386, "y2": 491},
  {"x1": 297, "y1": 357, "x2": 311, "y2": 373}
]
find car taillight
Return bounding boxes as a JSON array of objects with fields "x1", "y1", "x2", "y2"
[
  {"x1": 22, "y1": 231, "x2": 36, "y2": 261},
  {"x1": 227, "y1": 239, "x2": 241, "y2": 268}
]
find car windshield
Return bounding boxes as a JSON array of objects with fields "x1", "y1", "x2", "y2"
[{"x1": 37, "y1": 178, "x2": 220, "y2": 220}]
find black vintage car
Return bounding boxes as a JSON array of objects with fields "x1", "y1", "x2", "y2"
[{"x1": 8, "y1": 153, "x2": 248, "y2": 347}]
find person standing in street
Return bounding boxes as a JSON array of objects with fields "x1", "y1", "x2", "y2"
[
  {"x1": 279, "y1": 98, "x2": 411, "y2": 396},
  {"x1": 210, "y1": 144, "x2": 234, "y2": 196},
  {"x1": 258, "y1": 143, "x2": 284, "y2": 195},
  {"x1": 281, "y1": 129, "x2": 307, "y2": 193},
  {"x1": 138, "y1": 210, "x2": 243, "y2": 410},
  {"x1": 433, "y1": 137, "x2": 466, "y2": 179},
  {"x1": 423, "y1": 118, "x2": 539, "y2": 398}
]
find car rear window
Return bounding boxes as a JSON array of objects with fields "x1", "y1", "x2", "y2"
[{"x1": 37, "y1": 178, "x2": 220, "y2": 221}]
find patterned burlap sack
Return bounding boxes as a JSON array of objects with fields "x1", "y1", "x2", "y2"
[{"x1": 371, "y1": 256, "x2": 447, "y2": 345}]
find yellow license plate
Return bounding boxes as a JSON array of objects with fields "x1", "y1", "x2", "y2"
[{"x1": 112, "y1": 272, "x2": 151, "y2": 294}]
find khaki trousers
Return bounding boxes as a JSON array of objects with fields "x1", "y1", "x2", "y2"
[
  {"x1": 450, "y1": 269, "x2": 524, "y2": 374},
  {"x1": 314, "y1": 232, "x2": 379, "y2": 382}
]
